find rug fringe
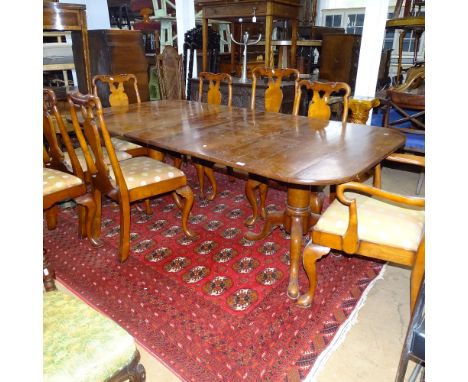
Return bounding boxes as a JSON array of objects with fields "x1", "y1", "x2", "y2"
[{"x1": 303, "y1": 263, "x2": 388, "y2": 382}]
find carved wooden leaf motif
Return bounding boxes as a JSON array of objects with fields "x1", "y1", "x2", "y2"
[
  {"x1": 207, "y1": 80, "x2": 222, "y2": 105},
  {"x1": 109, "y1": 82, "x2": 129, "y2": 107},
  {"x1": 264, "y1": 78, "x2": 283, "y2": 113},
  {"x1": 308, "y1": 91, "x2": 331, "y2": 120}
]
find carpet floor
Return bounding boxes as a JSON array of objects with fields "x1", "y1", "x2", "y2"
[{"x1": 44, "y1": 164, "x2": 383, "y2": 381}]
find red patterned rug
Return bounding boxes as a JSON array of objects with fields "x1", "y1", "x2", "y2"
[{"x1": 44, "y1": 164, "x2": 383, "y2": 381}]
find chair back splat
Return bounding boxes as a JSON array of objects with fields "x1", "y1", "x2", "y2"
[
  {"x1": 251, "y1": 67, "x2": 300, "y2": 113},
  {"x1": 293, "y1": 80, "x2": 351, "y2": 122},
  {"x1": 198, "y1": 72, "x2": 233, "y2": 106},
  {"x1": 92, "y1": 73, "x2": 141, "y2": 107}
]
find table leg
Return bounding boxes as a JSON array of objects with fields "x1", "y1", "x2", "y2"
[
  {"x1": 245, "y1": 186, "x2": 316, "y2": 300},
  {"x1": 285, "y1": 188, "x2": 312, "y2": 299}
]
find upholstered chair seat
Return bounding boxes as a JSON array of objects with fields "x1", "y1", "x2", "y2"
[
  {"x1": 109, "y1": 156, "x2": 186, "y2": 190},
  {"x1": 111, "y1": 137, "x2": 143, "y2": 151},
  {"x1": 43, "y1": 168, "x2": 83, "y2": 196},
  {"x1": 314, "y1": 192, "x2": 425, "y2": 251},
  {"x1": 63, "y1": 147, "x2": 132, "y2": 173},
  {"x1": 43, "y1": 290, "x2": 138, "y2": 382}
]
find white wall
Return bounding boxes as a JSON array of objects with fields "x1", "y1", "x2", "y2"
[{"x1": 60, "y1": 0, "x2": 110, "y2": 30}]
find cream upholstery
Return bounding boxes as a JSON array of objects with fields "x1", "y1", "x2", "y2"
[
  {"x1": 109, "y1": 156, "x2": 185, "y2": 190},
  {"x1": 43, "y1": 168, "x2": 83, "y2": 196},
  {"x1": 63, "y1": 148, "x2": 132, "y2": 173},
  {"x1": 314, "y1": 192, "x2": 425, "y2": 251},
  {"x1": 111, "y1": 136, "x2": 143, "y2": 151}
]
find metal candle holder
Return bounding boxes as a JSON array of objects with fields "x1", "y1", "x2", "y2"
[{"x1": 230, "y1": 31, "x2": 262, "y2": 83}]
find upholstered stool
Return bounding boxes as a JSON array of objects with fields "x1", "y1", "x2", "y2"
[{"x1": 43, "y1": 290, "x2": 145, "y2": 381}]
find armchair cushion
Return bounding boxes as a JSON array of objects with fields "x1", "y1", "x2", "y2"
[
  {"x1": 314, "y1": 192, "x2": 424, "y2": 251},
  {"x1": 111, "y1": 136, "x2": 143, "y2": 151},
  {"x1": 63, "y1": 148, "x2": 132, "y2": 173},
  {"x1": 109, "y1": 156, "x2": 185, "y2": 190},
  {"x1": 43, "y1": 290, "x2": 136, "y2": 382},
  {"x1": 43, "y1": 168, "x2": 83, "y2": 196}
]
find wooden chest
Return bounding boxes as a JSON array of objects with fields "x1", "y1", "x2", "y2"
[
  {"x1": 72, "y1": 29, "x2": 149, "y2": 106},
  {"x1": 319, "y1": 33, "x2": 361, "y2": 92}
]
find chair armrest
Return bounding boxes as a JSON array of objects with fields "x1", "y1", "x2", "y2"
[
  {"x1": 336, "y1": 182, "x2": 424, "y2": 208},
  {"x1": 335, "y1": 182, "x2": 424, "y2": 254},
  {"x1": 386, "y1": 153, "x2": 425, "y2": 168}
]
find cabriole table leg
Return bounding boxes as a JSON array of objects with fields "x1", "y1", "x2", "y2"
[{"x1": 285, "y1": 187, "x2": 311, "y2": 299}]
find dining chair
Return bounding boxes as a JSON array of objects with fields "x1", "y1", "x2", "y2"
[
  {"x1": 194, "y1": 71, "x2": 233, "y2": 200},
  {"x1": 43, "y1": 89, "x2": 134, "y2": 179},
  {"x1": 67, "y1": 91, "x2": 197, "y2": 262},
  {"x1": 155, "y1": 45, "x2": 185, "y2": 100},
  {"x1": 245, "y1": 79, "x2": 350, "y2": 226},
  {"x1": 43, "y1": 96, "x2": 101, "y2": 247},
  {"x1": 92, "y1": 73, "x2": 164, "y2": 160},
  {"x1": 296, "y1": 171, "x2": 425, "y2": 313},
  {"x1": 43, "y1": 250, "x2": 146, "y2": 381}
]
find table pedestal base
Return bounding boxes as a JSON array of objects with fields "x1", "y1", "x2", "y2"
[{"x1": 245, "y1": 187, "x2": 322, "y2": 301}]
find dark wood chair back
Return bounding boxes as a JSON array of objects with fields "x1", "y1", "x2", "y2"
[
  {"x1": 43, "y1": 88, "x2": 84, "y2": 180},
  {"x1": 92, "y1": 73, "x2": 141, "y2": 107},
  {"x1": 156, "y1": 45, "x2": 185, "y2": 100},
  {"x1": 197, "y1": 72, "x2": 233, "y2": 106},
  {"x1": 251, "y1": 67, "x2": 300, "y2": 112},
  {"x1": 293, "y1": 80, "x2": 351, "y2": 123}
]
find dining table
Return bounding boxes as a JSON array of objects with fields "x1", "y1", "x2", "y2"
[{"x1": 102, "y1": 99, "x2": 406, "y2": 302}]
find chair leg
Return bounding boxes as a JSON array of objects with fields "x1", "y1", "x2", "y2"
[
  {"x1": 174, "y1": 185, "x2": 198, "y2": 239},
  {"x1": 93, "y1": 188, "x2": 102, "y2": 238},
  {"x1": 204, "y1": 166, "x2": 217, "y2": 201},
  {"x1": 227, "y1": 166, "x2": 235, "y2": 182},
  {"x1": 147, "y1": 148, "x2": 164, "y2": 161},
  {"x1": 75, "y1": 193, "x2": 103, "y2": 247},
  {"x1": 373, "y1": 163, "x2": 382, "y2": 189},
  {"x1": 245, "y1": 178, "x2": 260, "y2": 226},
  {"x1": 416, "y1": 171, "x2": 424, "y2": 195},
  {"x1": 297, "y1": 241, "x2": 331, "y2": 308},
  {"x1": 173, "y1": 157, "x2": 183, "y2": 169},
  {"x1": 410, "y1": 240, "x2": 425, "y2": 314},
  {"x1": 194, "y1": 163, "x2": 205, "y2": 198},
  {"x1": 45, "y1": 205, "x2": 58, "y2": 230},
  {"x1": 328, "y1": 184, "x2": 337, "y2": 204},
  {"x1": 258, "y1": 182, "x2": 268, "y2": 219},
  {"x1": 119, "y1": 201, "x2": 131, "y2": 263}
]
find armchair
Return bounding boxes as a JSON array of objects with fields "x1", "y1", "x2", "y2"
[{"x1": 297, "y1": 180, "x2": 425, "y2": 313}]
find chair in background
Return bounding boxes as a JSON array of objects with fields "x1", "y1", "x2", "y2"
[
  {"x1": 155, "y1": 45, "x2": 185, "y2": 100},
  {"x1": 245, "y1": 78, "x2": 349, "y2": 226},
  {"x1": 92, "y1": 73, "x2": 164, "y2": 160},
  {"x1": 194, "y1": 71, "x2": 233, "y2": 200},
  {"x1": 296, "y1": 173, "x2": 425, "y2": 312},
  {"x1": 43, "y1": 250, "x2": 146, "y2": 381},
  {"x1": 395, "y1": 278, "x2": 425, "y2": 382},
  {"x1": 379, "y1": 64, "x2": 425, "y2": 194},
  {"x1": 244, "y1": 67, "x2": 300, "y2": 225},
  {"x1": 43, "y1": 93, "x2": 101, "y2": 247},
  {"x1": 67, "y1": 91, "x2": 197, "y2": 262}
]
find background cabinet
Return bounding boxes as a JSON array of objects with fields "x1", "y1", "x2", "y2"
[
  {"x1": 319, "y1": 33, "x2": 361, "y2": 92},
  {"x1": 72, "y1": 29, "x2": 150, "y2": 107}
]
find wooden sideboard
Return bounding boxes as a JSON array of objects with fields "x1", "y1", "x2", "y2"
[
  {"x1": 43, "y1": 1, "x2": 92, "y2": 94},
  {"x1": 72, "y1": 29, "x2": 150, "y2": 107}
]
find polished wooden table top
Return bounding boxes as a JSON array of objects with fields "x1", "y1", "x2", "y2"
[{"x1": 103, "y1": 100, "x2": 405, "y2": 186}]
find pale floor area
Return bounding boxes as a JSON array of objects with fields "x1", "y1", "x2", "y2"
[{"x1": 57, "y1": 164, "x2": 424, "y2": 382}]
